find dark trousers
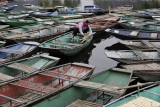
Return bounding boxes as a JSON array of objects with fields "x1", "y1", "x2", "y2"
[{"x1": 72, "y1": 28, "x2": 89, "y2": 36}]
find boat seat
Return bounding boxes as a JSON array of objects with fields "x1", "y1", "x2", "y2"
[
  {"x1": 5, "y1": 34, "x2": 30, "y2": 39},
  {"x1": 133, "y1": 51, "x2": 149, "y2": 59},
  {"x1": 19, "y1": 19, "x2": 25, "y2": 22},
  {"x1": 8, "y1": 63, "x2": 37, "y2": 73},
  {"x1": 141, "y1": 40, "x2": 155, "y2": 48},
  {"x1": 35, "y1": 18, "x2": 43, "y2": 22},
  {"x1": 10, "y1": 80, "x2": 56, "y2": 93},
  {"x1": 150, "y1": 33, "x2": 158, "y2": 38},
  {"x1": 74, "y1": 81, "x2": 124, "y2": 95},
  {"x1": 51, "y1": 41, "x2": 80, "y2": 46},
  {"x1": 0, "y1": 73, "x2": 14, "y2": 81},
  {"x1": 0, "y1": 49, "x2": 24, "y2": 54},
  {"x1": 118, "y1": 97, "x2": 160, "y2": 107},
  {"x1": 9, "y1": 30, "x2": 22, "y2": 33},
  {"x1": 129, "y1": 31, "x2": 139, "y2": 36},
  {"x1": 43, "y1": 43, "x2": 76, "y2": 48},
  {"x1": 67, "y1": 99, "x2": 103, "y2": 107},
  {"x1": 0, "y1": 58, "x2": 6, "y2": 62}
]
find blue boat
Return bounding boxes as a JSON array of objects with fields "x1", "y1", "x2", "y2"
[
  {"x1": 55, "y1": 6, "x2": 78, "y2": 13},
  {"x1": 0, "y1": 41, "x2": 39, "y2": 64},
  {"x1": 84, "y1": 5, "x2": 106, "y2": 15},
  {"x1": 1, "y1": 4, "x2": 17, "y2": 11}
]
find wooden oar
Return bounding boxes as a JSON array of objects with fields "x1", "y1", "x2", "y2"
[{"x1": 117, "y1": 81, "x2": 160, "y2": 90}]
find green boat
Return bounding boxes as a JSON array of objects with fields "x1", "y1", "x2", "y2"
[
  {"x1": 0, "y1": 23, "x2": 75, "y2": 43},
  {"x1": 26, "y1": 68, "x2": 132, "y2": 107},
  {"x1": 39, "y1": 31, "x2": 93, "y2": 56},
  {"x1": 0, "y1": 53, "x2": 60, "y2": 82},
  {"x1": 105, "y1": 84, "x2": 160, "y2": 107}
]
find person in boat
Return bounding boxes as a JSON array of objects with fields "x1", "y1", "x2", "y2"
[{"x1": 72, "y1": 19, "x2": 92, "y2": 38}]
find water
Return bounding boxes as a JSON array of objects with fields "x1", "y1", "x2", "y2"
[{"x1": 8, "y1": 0, "x2": 159, "y2": 74}]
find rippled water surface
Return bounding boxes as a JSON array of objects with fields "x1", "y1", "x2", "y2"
[{"x1": 9, "y1": 0, "x2": 160, "y2": 73}]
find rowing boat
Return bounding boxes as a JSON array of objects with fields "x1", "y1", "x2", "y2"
[
  {"x1": 119, "y1": 40, "x2": 160, "y2": 49},
  {"x1": 105, "y1": 28, "x2": 160, "y2": 40},
  {"x1": 0, "y1": 53, "x2": 60, "y2": 82},
  {"x1": 23, "y1": 4, "x2": 44, "y2": 10},
  {"x1": 0, "y1": 41, "x2": 39, "y2": 65},
  {"x1": 26, "y1": 68, "x2": 132, "y2": 107},
  {"x1": 105, "y1": 49, "x2": 160, "y2": 64},
  {"x1": 106, "y1": 85, "x2": 160, "y2": 107},
  {"x1": 0, "y1": 63, "x2": 95, "y2": 106},
  {"x1": 39, "y1": 31, "x2": 93, "y2": 56},
  {"x1": 1, "y1": 23, "x2": 75, "y2": 43}
]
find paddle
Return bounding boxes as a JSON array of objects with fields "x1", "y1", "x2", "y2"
[{"x1": 117, "y1": 81, "x2": 160, "y2": 90}]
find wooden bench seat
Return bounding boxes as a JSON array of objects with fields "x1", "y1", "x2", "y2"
[
  {"x1": 0, "y1": 49, "x2": 24, "y2": 54},
  {"x1": 0, "y1": 73, "x2": 14, "y2": 81}
]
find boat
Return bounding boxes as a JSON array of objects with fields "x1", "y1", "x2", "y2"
[
  {"x1": 122, "y1": 63, "x2": 160, "y2": 82},
  {"x1": 118, "y1": 19, "x2": 160, "y2": 31},
  {"x1": 1, "y1": 23, "x2": 75, "y2": 43},
  {"x1": 7, "y1": 14, "x2": 29, "y2": 19},
  {"x1": 105, "y1": 84, "x2": 160, "y2": 107},
  {"x1": 109, "y1": 5, "x2": 133, "y2": 13},
  {"x1": 55, "y1": 6, "x2": 77, "y2": 13},
  {"x1": 83, "y1": 5, "x2": 107, "y2": 15},
  {"x1": 90, "y1": 17, "x2": 121, "y2": 32},
  {"x1": 0, "y1": 41, "x2": 39, "y2": 65},
  {"x1": 1, "y1": 4, "x2": 17, "y2": 11},
  {"x1": 105, "y1": 28, "x2": 160, "y2": 40},
  {"x1": 119, "y1": 40, "x2": 160, "y2": 49},
  {"x1": 105, "y1": 49, "x2": 160, "y2": 64},
  {"x1": 39, "y1": 31, "x2": 93, "y2": 56},
  {"x1": 0, "y1": 0, "x2": 8, "y2": 4},
  {"x1": 0, "y1": 18, "x2": 38, "y2": 26},
  {"x1": 23, "y1": 4, "x2": 44, "y2": 10},
  {"x1": 25, "y1": 68, "x2": 132, "y2": 107},
  {"x1": 0, "y1": 62, "x2": 95, "y2": 106},
  {"x1": 0, "y1": 53, "x2": 60, "y2": 82}
]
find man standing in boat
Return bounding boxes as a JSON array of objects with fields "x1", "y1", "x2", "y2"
[{"x1": 72, "y1": 19, "x2": 92, "y2": 38}]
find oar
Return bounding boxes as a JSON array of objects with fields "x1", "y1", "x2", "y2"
[{"x1": 117, "y1": 81, "x2": 160, "y2": 90}]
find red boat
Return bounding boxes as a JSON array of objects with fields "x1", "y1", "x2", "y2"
[
  {"x1": 90, "y1": 17, "x2": 121, "y2": 33},
  {"x1": 0, "y1": 0, "x2": 8, "y2": 4},
  {"x1": 0, "y1": 63, "x2": 95, "y2": 106}
]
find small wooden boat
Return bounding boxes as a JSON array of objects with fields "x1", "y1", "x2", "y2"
[
  {"x1": 83, "y1": 5, "x2": 106, "y2": 15},
  {"x1": 122, "y1": 63, "x2": 160, "y2": 82},
  {"x1": 105, "y1": 49, "x2": 160, "y2": 64},
  {"x1": 105, "y1": 28, "x2": 160, "y2": 40},
  {"x1": 0, "y1": 63, "x2": 95, "y2": 106},
  {"x1": 25, "y1": 68, "x2": 132, "y2": 107},
  {"x1": 0, "y1": 41, "x2": 39, "y2": 65},
  {"x1": 119, "y1": 20, "x2": 160, "y2": 31},
  {"x1": 0, "y1": 0, "x2": 8, "y2": 5},
  {"x1": 106, "y1": 85, "x2": 160, "y2": 107},
  {"x1": 23, "y1": 4, "x2": 44, "y2": 10},
  {"x1": 0, "y1": 53, "x2": 60, "y2": 82},
  {"x1": 55, "y1": 6, "x2": 77, "y2": 13},
  {"x1": 39, "y1": 31, "x2": 93, "y2": 56},
  {"x1": 1, "y1": 24, "x2": 75, "y2": 43},
  {"x1": 7, "y1": 14, "x2": 29, "y2": 19},
  {"x1": 119, "y1": 40, "x2": 160, "y2": 49},
  {"x1": 1, "y1": 4, "x2": 17, "y2": 11},
  {"x1": 90, "y1": 18, "x2": 120, "y2": 32},
  {"x1": 109, "y1": 5, "x2": 133, "y2": 13}
]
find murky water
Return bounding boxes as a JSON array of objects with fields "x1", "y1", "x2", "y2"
[{"x1": 9, "y1": 0, "x2": 159, "y2": 74}]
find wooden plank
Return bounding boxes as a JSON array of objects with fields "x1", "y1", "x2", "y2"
[
  {"x1": 133, "y1": 51, "x2": 149, "y2": 59},
  {"x1": 146, "y1": 63, "x2": 160, "y2": 70},
  {"x1": 118, "y1": 97, "x2": 160, "y2": 107},
  {"x1": 8, "y1": 63, "x2": 37, "y2": 73},
  {"x1": 51, "y1": 41, "x2": 81, "y2": 46},
  {"x1": 150, "y1": 33, "x2": 158, "y2": 38},
  {"x1": 129, "y1": 31, "x2": 139, "y2": 36},
  {"x1": 67, "y1": 99, "x2": 103, "y2": 107},
  {"x1": 10, "y1": 80, "x2": 56, "y2": 93},
  {"x1": 0, "y1": 49, "x2": 24, "y2": 54},
  {"x1": 0, "y1": 58, "x2": 6, "y2": 62},
  {"x1": 5, "y1": 34, "x2": 30, "y2": 39},
  {"x1": 9, "y1": 30, "x2": 22, "y2": 33},
  {"x1": 75, "y1": 81, "x2": 124, "y2": 95},
  {"x1": 141, "y1": 40, "x2": 155, "y2": 48},
  {"x1": 0, "y1": 73, "x2": 14, "y2": 81}
]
